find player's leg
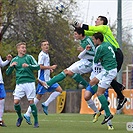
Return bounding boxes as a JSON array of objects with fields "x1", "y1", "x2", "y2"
[
  {"x1": 68, "y1": 60, "x2": 92, "y2": 87},
  {"x1": 13, "y1": 84, "x2": 24, "y2": 127},
  {"x1": 42, "y1": 83, "x2": 62, "y2": 115},
  {"x1": 0, "y1": 84, "x2": 7, "y2": 127},
  {"x1": 25, "y1": 82, "x2": 39, "y2": 128},
  {"x1": 112, "y1": 48, "x2": 127, "y2": 110},
  {"x1": 24, "y1": 83, "x2": 44, "y2": 125},
  {"x1": 85, "y1": 84, "x2": 101, "y2": 123},
  {"x1": 97, "y1": 69, "x2": 117, "y2": 124}
]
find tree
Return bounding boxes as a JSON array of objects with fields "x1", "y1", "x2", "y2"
[{"x1": 1, "y1": 0, "x2": 81, "y2": 90}]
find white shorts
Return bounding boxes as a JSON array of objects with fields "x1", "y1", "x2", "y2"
[
  {"x1": 95, "y1": 68, "x2": 117, "y2": 89},
  {"x1": 90, "y1": 63, "x2": 103, "y2": 80},
  {"x1": 13, "y1": 82, "x2": 36, "y2": 101},
  {"x1": 67, "y1": 59, "x2": 92, "y2": 75}
]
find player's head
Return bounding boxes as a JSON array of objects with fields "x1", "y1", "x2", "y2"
[
  {"x1": 40, "y1": 39, "x2": 49, "y2": 53},
  {"x1": 95, "y1": 16, "x2": 108, "y2": 26},
  {"x1": 16, "y1": 42, "x2": 26, "y2": 56},
  {"x1": 74, "y1": 27, "x2": 85, "y2": 40},
  {"x1": 92, "y1": 32, "x2": 104, "y2": 46}
]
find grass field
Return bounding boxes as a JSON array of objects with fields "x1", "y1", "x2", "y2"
[{"x1": 0, "y1": 113, "x2": 132, "y2": 133}]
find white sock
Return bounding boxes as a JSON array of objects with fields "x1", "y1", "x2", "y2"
[
  {"x1": 25, "y1": 97, "x2": 39, "y2": 117},
  {"x1": 44, "y1": 92, "x2": 61, "y2": 106},
  {"x1": 87, "y1": 99, "x2": 99, "y2": 113},
  {"x1": 0, "y1": 99, "x2": 5, "y2": 121}
]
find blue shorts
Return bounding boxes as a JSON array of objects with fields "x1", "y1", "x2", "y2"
[
  {"x1": 86, "y1": 85, "x2": 95, "y2": 95},
  {"x1": 86, "y1": 85, "x2": 109, "y2": 99},
  {"x1": 36, "y1": 82, "x2": 59, "y2": 95},
  {"x1": 0, "y1": 84, "x2": 6, "y2": 98}
]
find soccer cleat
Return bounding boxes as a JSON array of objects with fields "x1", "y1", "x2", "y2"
[
  {"x1": 93, "y1": 112, "x2": 101, "y2": 123},
  {"x1": 0, "y1": 120, "x2": 7, "y2": 127},
  {"x1": 108, "y1": 125, "x2": 114, "y2": 130},
  {"x1": 23, "y1": 114, "x2": 32, "y2": 125},
  {"x1": 117, "y1": 97, "x2": 127, "y2": 110},
  {"x1": 16, "y1": 117, "x2": 23, "y2": 127},
  {"x1": 99, "y1": 101, "x2": 110, "y2": 112},
  {"x1": 42, "y1": 103, "x2": 48, "y2": 115},
  {"x1": 101, "y1": 114, "x2": 113, "y2": 125},
  {"x1": 34, "y1": 122, "x2": 39, "y2": 128}
]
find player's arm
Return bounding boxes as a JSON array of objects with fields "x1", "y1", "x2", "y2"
[
  {"x1": 94, "y1": 47, "x2": 102, "y2": 63},
  {"x1": 27, "y1": 55, "x2": 40, "y2": 70},
  {"x1": 40, "y1": 64, "x2": 57, "y2": 70},
  {"x1": 6, "y1": 60, "x2": 16, "y2": 75}
]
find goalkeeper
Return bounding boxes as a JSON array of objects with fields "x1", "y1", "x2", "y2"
[{"x1": 72, "y1": 16, "x2": 127, "y2": 110}]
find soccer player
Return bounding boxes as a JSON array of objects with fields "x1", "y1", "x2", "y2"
[
  {"x1": 40, "y1": 28, "x2": 95, "y2": 89},
  {"x1": 6, "y1": 42, "x2": 40, "y2": 128},
  {"x1": 72, "y1": 16, "x2": 127, "y2": 110},
  {"x1": 23, "y1": 40, "x2": 62, "y2": 125},
  {"x1": 84, "y1": 32, "x2": 117, "y2": 124},
  {"x1": 87, "y1": 62, "x2": 114, "y2": 130},
  {"x1": 0, "y1": 54, "x2": 12, "y2": 127}
]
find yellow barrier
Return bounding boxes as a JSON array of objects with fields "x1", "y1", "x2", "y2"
[
  {"x1": 56, "y1": 91, "x2": 66, "y2": 113},
  {"x1": 80, "y1": 89, "x2": 133, "y2": 115}
]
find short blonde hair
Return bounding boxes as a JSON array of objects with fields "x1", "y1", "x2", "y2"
[{"x1": 16, "y1": 42, "x2": 26, "y2": 48}]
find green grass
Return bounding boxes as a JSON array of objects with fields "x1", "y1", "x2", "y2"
[{"x1": 0, "y1": 113, "x2": 132, "y2": 133}]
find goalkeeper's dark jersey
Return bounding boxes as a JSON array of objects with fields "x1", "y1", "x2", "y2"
[{"x1": 94, "y1": 42, "x2": 117, "y2": 71}]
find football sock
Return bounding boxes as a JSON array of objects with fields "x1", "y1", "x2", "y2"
[
  {"x1": 91, "y1": 85, "x2": 98, "y2": 93},
  {"x1": 14, "y1": 104, "x2": 22, "y2": 118},
  {"x1": 47, "y1": 71, "x2": 66, "y2": 86},
  {"x1": 87, "y1": 99, "x2": 99, "y2": 113},
  {"x1": 25, "y1": 97, "x2": 39, "y2": 117},
  {"x1": 72, "y1": 73, "x2": 89, "y2": 87},
  {"x1": 30, "y1": 104, "x2": 38, "y2": 123},
  {"x1": 98, "y1": 94, "x2": 111, "y2": 117},
  {"x1": 0, "y1": 99, "x2": 5, "y2": 121},
  {"x1": 44, "y1": 91, "x2": 61, "y2": 106}
]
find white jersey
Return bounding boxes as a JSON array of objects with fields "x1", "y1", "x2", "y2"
[
  {"x1": 38, "y1": 51, "x2": 51, "y2": 82},
  {"x1": 0, "y1": 56, "x2": 10, "y2": 84}
]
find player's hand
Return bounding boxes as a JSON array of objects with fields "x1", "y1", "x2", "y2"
[
  {"x1": 70, "y1": 21, "x2": 81, "y2": 28},
  {"x1": 86, "y1": 45, "x2": 91, "y2": 50},
  {"x1": 6, "y1": 54, "x2": 12, "y2": 61},
  {"x1": 51, "y1": 65, "x2": 57, "y2": 70},
  {"x1": 10, "y1": 62, "x2": 17, "y2": 67},
  {"x1": 22, "y1": 63, "x2": 29, "y2": 67},
  {"x1": 77, "y1": 46, "x2": 84, "y2": 52}
]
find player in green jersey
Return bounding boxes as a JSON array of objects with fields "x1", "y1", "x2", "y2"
[
  {"x1": 6, "y1": 42, "x2": 40, "y2": 128},
  {"x1": 72, "y1": 16, "x2": 127, "y2": 110},
  {"x1": 84, "y1": 32, "x2": 117, "y2": 124}
]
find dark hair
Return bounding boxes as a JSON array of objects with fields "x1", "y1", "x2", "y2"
[
  {"x1": 40, "y1": 39, "x2": 48, "y2": 46},
  {"x1": 74, "y1": 27, "x2": 85, "y2": 36},
  {"x1": 98, "y1": 16, "x2": 108, "y2": 25},
  {"x1": 93, "y1": 32, "x2": 104, "y2": 42}
]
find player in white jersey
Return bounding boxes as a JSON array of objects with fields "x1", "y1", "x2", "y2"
[
  {"x1": 0, "y1": 54, "x2": 12, "y2": 127},
  {"x1": 24, "y1": 40, "x2": 62, "y2": 125}
]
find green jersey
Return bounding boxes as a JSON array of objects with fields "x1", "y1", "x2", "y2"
[
  {"x1": 6, "y1": 54, "x2": 40, "y2": 84},
  {"x1": 80, "y1": 36, "x2": 95, "y2": 57},
  {"x1": 84, "y1": 25, "x2": 120, "y2": 48},
  {"x1": 94, "y1": 42, "x2": 117, "y2": 70}
]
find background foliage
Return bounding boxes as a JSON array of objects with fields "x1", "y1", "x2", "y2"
[{"x1": 0, "y1": 0, "x2": 133, "y2": 90}]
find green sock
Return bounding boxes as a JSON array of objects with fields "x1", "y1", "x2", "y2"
[
  {"x1": 72, "y1": 73, "x2": 89, "y2": 87},
  {"x1": 14, "y1": 104, "x2": 22, "y2": 118},
  {"x1": 30, "y1": 104, "x2": 38, "y2": 123},
  {"x1": 47, "y1": 71, "x2": 66, "y2": 86},
  {"x1": 98, "y1": 94, "x2": 111, "y2": 116},
  {"x1": 91, "y1": 85, "x2": 98, "y2": 93}
]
